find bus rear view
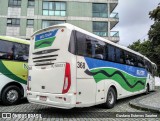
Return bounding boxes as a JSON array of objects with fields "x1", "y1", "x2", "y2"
[{"x1": 27, "y1": 24, "x2": 77, "y2": 109}]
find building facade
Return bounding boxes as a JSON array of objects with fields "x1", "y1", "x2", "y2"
[{"x1": 0, "y1": 0, "x2": 119, "y2": 42}]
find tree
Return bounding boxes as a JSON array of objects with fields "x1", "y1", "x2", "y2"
[
  {"x1": 128, "y1": 39, "x2": 154, "y2": 60},
  {"x1": 148, "y1": 4, "x2": 160, "y2": 75},
  {"x1": 148, "y1": 4, "x2": 160, "y2": 45}
]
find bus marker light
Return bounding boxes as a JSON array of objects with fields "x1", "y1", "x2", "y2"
[
  {"x1": 61, "y1": 29, "x2": 64, "y2": 32},
  {"x1": 76, "y1": 102, "x2": 81, "y2": 104}
]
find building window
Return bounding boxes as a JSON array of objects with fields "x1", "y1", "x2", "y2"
[
  {"x1": 7, "y1": 18, "x2": 20, "y2": 26},
  {"x1": 42, "y1": 20, "x2": 65, "y2": 28},
  {"x1": 42, "y1": 1, "x2": 66, "y2": 16},
  {"x1": 93, "y1": 22, "x2": 108, "y2": 37},
  {"x1": 8, "y1": 0, "x2": 21, "y2": 7},
  {"x1": 93, "y1": 3, "x2": 108, "y2": 18},
  {"x1": 27, "y1": 19, "x2": 34, "y2": 27},
  {"x1": 28, "y1": 0, "x2": 35, "y2": 7}
]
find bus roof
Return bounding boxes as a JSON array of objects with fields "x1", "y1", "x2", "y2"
[
  {"x1": 0, "y1": 36, "x2": 30, "y2": 45},
  {"x1": 32, "y1": 23, "x2": 152, "y2": 63}
]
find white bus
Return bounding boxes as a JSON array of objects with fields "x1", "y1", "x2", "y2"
[
  {"x1": 0, "y1": 36, "x2": 29, "y2": 105},
  {"x1": 27, "y1": 23, "x2": 157, "y2": 109}
]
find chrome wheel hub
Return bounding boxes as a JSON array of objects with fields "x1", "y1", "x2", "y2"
[
  {"x1": 7, "y1": 90, "x2": 18, "y2": 103},
  {"x1": 108, "y1": 91, "x2": 114, "y2": 104}
]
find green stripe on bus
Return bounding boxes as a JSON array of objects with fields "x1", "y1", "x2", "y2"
[
  {"x1": 35, "y1": 37, "x2": 56, "y2": 49},
  {"x1": 0, "y1": 60, "x2": 27, "y2": 85},
  {"x1": 91, "y1": 68, "x2": 146, "y2": 92}
]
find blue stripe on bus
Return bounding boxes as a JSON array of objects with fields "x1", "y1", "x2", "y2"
[
  {"x1": 85, "y1": 57, "x2": 148, "y2": 77},
  {"x1": 35, "y1": 29, "x2": 58, "y2": 42}
]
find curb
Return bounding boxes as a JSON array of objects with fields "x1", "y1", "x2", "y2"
[{"x1": 129, "y1": 89, "x2": 160, "y2": 113}]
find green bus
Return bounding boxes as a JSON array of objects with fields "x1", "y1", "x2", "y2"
[{"x1": 0, "y1": 36, "x2": 29, "y2": 105}]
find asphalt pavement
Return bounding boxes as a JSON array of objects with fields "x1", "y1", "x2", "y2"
[{"x1": 0, "y1": 89, "x2": 159, "y2": 121}]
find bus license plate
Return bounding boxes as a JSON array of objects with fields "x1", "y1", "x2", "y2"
[{"x1": 40, "y1": 96, "x2": 47, "y2": 101}]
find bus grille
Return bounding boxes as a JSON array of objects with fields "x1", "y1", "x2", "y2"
[{"x1": 32, "y1": 54, "x2": 58, "y2": 66}]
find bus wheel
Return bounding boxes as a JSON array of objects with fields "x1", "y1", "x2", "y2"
[
  {"x1": 1, "y1": 85, "x2": 21, "y2": 105},
  {"x1": 145, "y1": 84, "x2": 150, "y2": 94},
  {"x1": 104, "y1": 87, "x2": 116, "y2": 109}
]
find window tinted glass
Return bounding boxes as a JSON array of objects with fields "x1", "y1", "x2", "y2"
[
  {"x1": 76, "y1": 31, "x2": 87, "y2": 56},
  {"x1": 137, "y1": 56, "x2": 144, "y2": 68},
  {"x1": 27, "y1": 19, "x2": 34, "y2": 27},
  {"x1": 145, "y1": 60, "x2": 152, "y2": 74},
  {"x1": 76, "y1": 31, "x2": 106, "y2": 60},
  {"x1": 93, "y1": 40, "x2": 106, "y2": 60},
  {"x1": 93, "y1": 22, "x2": 108, "y2": 37},
  {"x1": 0, "y1": 40, "x2": 14, "y2": 60},
  {"x1": 9, "y1": 0, "x2": 21, "y2": 7},
  {"x1": 125, "y1": 52, "x2": 131, "y2": 65},
  {"x1": 115, "y1": 48, "x2": 125, "y2": 64},
  {"x1": 43, "y1": 2, "x2": 48, "y2": 9},
  {"x1": 68, "y1": 31, "x2": 76, "y2": 54},
  {"x1": 14, "y1": 43, "x2": 29, "y2": 61},
  {"x1": 107, "y1": 45, "x2": 115, "y2": 62},
  {"x1": 28, "y1": 0, "x2": 34, "y2": 7},
  {"x1": 93, "y1": 3, "x2": 108, "y2": 18},
  {"x1": 7, "y1": 18, "x2": 20, "y2": 26},
  {"x1": 0, "y1": 39, "x2": 29, "y2": 61},
  {"x1": 124, "y1": 52, "x2": 137, "y2": 66}
]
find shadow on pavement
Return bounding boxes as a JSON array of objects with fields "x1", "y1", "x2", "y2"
[{"x1": 0, "y1": 98, "x2": 28, "y2": 107}]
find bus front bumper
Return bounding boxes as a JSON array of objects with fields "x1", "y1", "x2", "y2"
[{"x1": 27, "y1": 91, "x2": 76, "y2": 109}]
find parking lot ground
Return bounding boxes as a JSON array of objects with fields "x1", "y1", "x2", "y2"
[{"x1": 0, "y1": 90, "x2": 160, "y2": 121}]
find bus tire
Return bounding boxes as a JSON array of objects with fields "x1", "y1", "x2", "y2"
[
  {"x1": 1, "y1": 85, "x2": 21, "y2": 105},
  {"x1": 145, "y1": 84, "x2": 150, "y2": 94},
  {"x1": 104, "y1": 87, "x2": 116, "y2": 109}
]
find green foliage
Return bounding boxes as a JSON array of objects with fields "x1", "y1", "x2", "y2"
[
  {"x1": 148, "y1": 4, "x2": 160, "y2": 48},
  {"x1": 149, "y1": 5, "x2": 160, "y2": 21},
  {"x1": 128, "y1": 39, "x2": 159, "y2": 75},
  {"x1": 128, "y1": 40, "x2": 154, "y2": 60}
]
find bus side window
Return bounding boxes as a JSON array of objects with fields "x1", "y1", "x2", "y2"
[
  {"x1": 124, "y1": 52, "x2": 137, "y2": 66},
  {"x1": 107, "y1": 45, "x2": 115, "y2": 62},
  {"x1": 124, "y1": 52, "x2": 130, "y2": 65},
  {"x1": 137, "y1": 57, "x2": 145, "y2": 68},
  {"x1": 85, "y1": 38, "x2": 92, "y2": 58},
  {"x1": 68, "y1": 30, "x2": 76, "y2": 54},
  {"x1": 115, "y1": 48, "x2": 125, "y2": 64},
  {"x1": 0, "y1": 39, "x2": 14, "y2": 60},
  {"x1": 130, "y1": 54, "x2": 137, "y2": 66},
  {"x1": 93, "y1": 40, "x2": 106, "y2": 60},
  {"x1": 76, "y1": 31, "x2": 87, "y2": 56},
  {"x1": 14, "y1": 43, "x2": 29, "y2": 62},
  {"x1": 144, "y1": 60, "x2": 149, "y2": 71},
  {"x1": 145, "y1": 61, "x2": 153, "y2": 74}
]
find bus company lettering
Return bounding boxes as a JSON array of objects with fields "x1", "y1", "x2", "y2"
[
  {"x1": 40, "y1": 32, "x2": 52, "y2": 40},
  {"x1": 136, "y1": 70, "x2": 145, "y2": 76}
]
